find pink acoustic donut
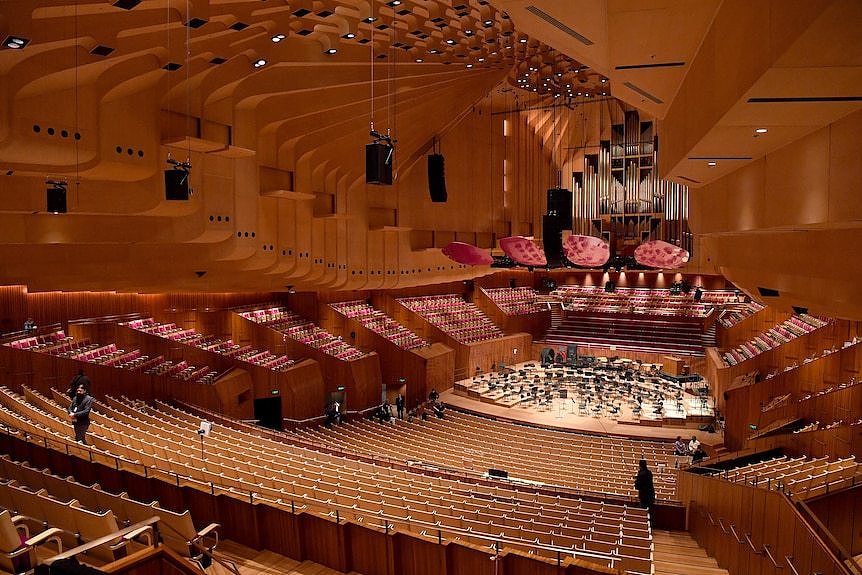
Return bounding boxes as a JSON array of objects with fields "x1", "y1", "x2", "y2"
[
  {"x1": 634, "y1": 240, "x2": 690, "y2": 269},
  {"x1": 499, "y1": 236, "x2": 547, "y2": 267},
  {"x1": 563, "y1": 234, "x2": 610, "y2": 267},
  {"x1": 441, "y1": 242, "x2": 493, "y2": 266}
]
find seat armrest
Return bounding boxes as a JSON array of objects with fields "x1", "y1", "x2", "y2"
[{"x1": 26, "y1": 527, "x2": 64, "y2": 549}]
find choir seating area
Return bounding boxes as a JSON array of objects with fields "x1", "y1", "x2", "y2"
[
  {"x1": 329, "y1": 301, "x2": 428, "y2": 350},
  {"x1": 482, "y1": 287, "x2": 545, "y2": 315},
  {"x1": 239, "y1": 307, "x2": 367, "y2": 360},
  {"x1": 296, "y1": 409, "x2": 679, "y2": 502},
  {"x1": 0, "y1": 386, "x2": 655, "y2": 575},
  {"x1": 545, "y1": 314, "x2": 706, "y2": 357},
  {"x1": 123, "y1": 317, "x2": 296, "y2": 372},
  {"x1": 721, "y1": 314, "x2": 830, "y2": 366},
  {"x1": 707, "y1": 455, "x2": 861, "y2": 501},
  {"x1": 717, "y1": 302, "x2": 765, "y2": 329},
  {"x1": 3, "y1": 331, "x2": 217, "y2": 384},
  {"x1": 550, "y1": 286, "x2": 715, "y2": 318},
  {"x1": 398, "y1": 295, "x2": 504, "y2": 343}
]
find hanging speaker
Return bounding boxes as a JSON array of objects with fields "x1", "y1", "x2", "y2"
[
  {"x1": 46, "y1": 186, "x2": 67, "y2": 213},
  {"x1": 164, "y1": 169, "x2": 190, "y2": 200},
  {"x1": 542, "y1": 214, "x2": 563, "y2": 268},
  {"x1": 546, "y1": 188, "x2": 572, "y2": 230},
  {"x1": 428, "y1": 154, "x2": 447, "y2": 202},
  {"x1": 366, "y1": 143, "x2": 393, "y2": 185}
]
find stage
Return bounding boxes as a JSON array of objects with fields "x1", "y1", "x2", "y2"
[{"x1": 445, "y1": 359, "x2": 722, "y2": 445}]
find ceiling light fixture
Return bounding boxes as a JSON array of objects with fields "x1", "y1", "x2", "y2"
[
  {"x1": 708, "y1": 161, "x2": 717, "y2": 166},
  {"x1": 271, "y1": 34, "x2": 285, "y2": 42},
  {"x1": 325, "y1": 48, "x2": 337, "y2": 54},
  {"x1": 3, "y1": 36, "x2": 30, "y2": 49},
  {"x1": 343, "y1": 32, "x2": 356, "y2": 39},
  {"x1": 755, "y1": 128, "x2": 768, "y2": 133},
  {"x1": 253, "y1": 58, "x2": 267, "y2": 68}
]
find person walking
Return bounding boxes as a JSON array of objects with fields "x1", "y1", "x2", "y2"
[
  {"x1": 68, "y1": 384, "x2": 93, "y2": 444},
  {"x1": 395, "y1": 393, "x2": 405, "y2": 419}
]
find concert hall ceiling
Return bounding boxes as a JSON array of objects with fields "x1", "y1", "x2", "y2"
[{"x1": 0, "y1": 0, "x2": 860, "y2": 318}]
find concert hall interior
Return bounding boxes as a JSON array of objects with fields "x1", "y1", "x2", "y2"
[{"x1": 0, "y1": 1, "x2": 861, "y2": 574}]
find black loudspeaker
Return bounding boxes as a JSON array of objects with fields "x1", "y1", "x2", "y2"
[
  {"x1": 542, "y1": 214, "x2": 563, "y2": 268},
  {"x1": 164, "y1": 169, "x2": 190, "y2": 200},
  {"x1": 47, "y1": 187, "x2": 67, "y2": 213},
  {"x1": 488, "y1": 468, "x2": 508, "y2": 479},
  {"x1": 428, "y1": 154, "x2": 447, "y2": 202},
  {"x1": 604, "y1": 280, "x2": 616, "y2": 293},
  {"x1": 567, "y1": 344, "x2": 578, "y2": 362},
  {"x1": 366, "y1": 143, "x2": 393, "y2": 185},
  {"x1": 546, "y1": 188, "x2": 573, "y2": 230}
]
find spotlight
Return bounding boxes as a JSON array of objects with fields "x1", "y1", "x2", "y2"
[
  {"x1": 343, "y1": 32, "x2": 356, "y2": 39},
  {"x1": 483, "y1": 20, "x2": 493, "y2": 26},
  {"x1": 46, "y1": 180, "x2": 67, "y2": 214},
  {"x1": 271, "y1": 34, "x2": 285, "y2": 42},
  {"x1": 253, "y1": 58, "x2": 267, "y2": 68},
  {"x1": 446, "y1": 39, "x2": 456, "y2": 45},
  {"x1": 3, "y1": 36, "x2": 30, "y2": 50}
]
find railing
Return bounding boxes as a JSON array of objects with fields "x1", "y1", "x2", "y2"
[{"x1": 0, "y1": 419, "x2": 637, "y2": 571}]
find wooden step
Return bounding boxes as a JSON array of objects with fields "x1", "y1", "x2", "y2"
[{"x1": 652, "y1": 529, "x2": 729, "y2": 575}]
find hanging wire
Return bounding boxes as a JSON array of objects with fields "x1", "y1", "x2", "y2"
[
  {"x1": 73, "y1": 2, "x2": 80, "y2": 192},
  {"x1": 185, "y1": 0, "x2": 191, "y2": 163},
  {"x1": 369, "y1": 3, "x2": 375, "y2": 132}
]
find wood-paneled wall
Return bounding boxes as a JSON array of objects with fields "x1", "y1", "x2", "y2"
[
  {"x1": 723, "y1": 337, "x2": 862, "y2": 453},
  {"x1": 678, "y1": 470, "x2": 848, "y2": 575}
]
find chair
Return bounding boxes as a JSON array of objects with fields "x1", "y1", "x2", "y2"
[{"x1": 0, "y1": 509, "x2": 63, "y2": 574}]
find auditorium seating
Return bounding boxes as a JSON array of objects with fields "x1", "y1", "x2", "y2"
[
  {"x1": 0, "y1": 453, "x2": 219, "y2": 569},
  {"x1": 330, "y1": 301, "x2": 428, "y2": 350},
  {"x1": 482, "y1": 287, "x2": 545, "y2": 315},
  {"x1": 708, "y1": 454, "x2": 861, "y2": 500},
  {"x1": 0, "y1": 388, "x2": 654, "y2": 574},
  {"x1": 3, "y1": 332, "x2": 217, "y2": 384},
  {"x1": 123, "y1": 317, "x2": 295, "y2": 372},
  {"x1": 398, "y1": 295, "x2": 504, "y2": 343},
  {"x1": 721, "y1": 314, "x2": 829, "y2": 366},
  {"x1": 717, "y1": 302, "x2": 765, "y2": 328},
  {"x1": 296, "y1": 409, "x2": 679, "y2": 502},
  {"x1": 240, "y1": 307, "x2": 367, "y2": 360}
]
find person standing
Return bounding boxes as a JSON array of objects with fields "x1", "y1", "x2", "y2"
[
  {"x1": 634, "y1": 459, "x2": 656, "y2": 512},
  {"x1": 68, "y1": 384, "x2": 93, "y2": 444},
  {"x1": 395, "y1": 393, "x2": 405, "y2": 419}
]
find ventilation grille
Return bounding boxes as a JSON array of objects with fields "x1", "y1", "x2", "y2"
[
  {"x1": 623, "y1": 82, "x2": 663, "y2": 104},
  {"x1": 616, "y1": 62, "x2": 685, "y2": 70},
  {"x1": 525, "y1": 5, "x2": 593, "y2": 45}
]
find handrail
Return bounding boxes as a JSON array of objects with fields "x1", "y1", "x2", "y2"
[
  {"x1": 785, "y1": 555, "x2": 800, "y2": 575},
  {"x1": 744, "y1": 533, "x2": 762, "y2": 555},
  {"x1": 763, "y1": 544, "x2": 783, "y2": 569},
  {"x1": 717, "y1": 517, "x2": 730, "y2": 534},
  {"x1": 43, "y1": 517, "x2": 160, "y2": 564},
  {"x1": 0, "y1": 419, "x2": 630, "y2": 570},
  {"x1": 728, "y1": 523, "x2": 744, "y2": 544}
]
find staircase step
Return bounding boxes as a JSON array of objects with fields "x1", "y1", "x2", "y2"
[{"x1": 652, "y1": 529, "x2": 729, "y2": 575}]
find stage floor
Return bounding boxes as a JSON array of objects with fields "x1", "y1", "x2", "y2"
[{"x1": 443, "y1": 361, "x2": 723, "y2": 446}]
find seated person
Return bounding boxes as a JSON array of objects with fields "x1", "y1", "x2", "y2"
[
  {"x1": 432, "y1": 401, "x2": 445, "y2": 419},
  {"x1": 673, "y1": 436, "x2": 688, "y2": 456},
  {"x1": 691, "y1": 444, "x2": 707, "y2": 463},
  {"x1": 688, "y1": 435, "x2": 701, "y2": 454}
]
